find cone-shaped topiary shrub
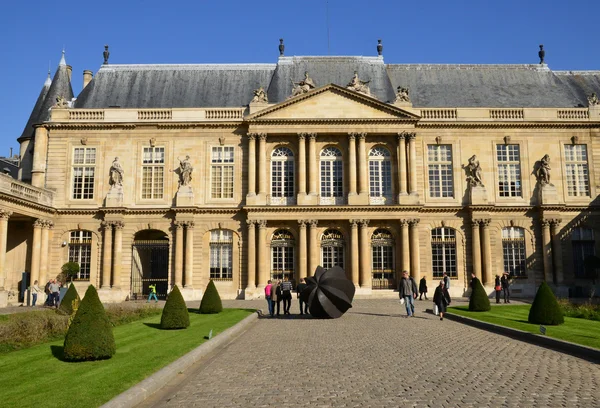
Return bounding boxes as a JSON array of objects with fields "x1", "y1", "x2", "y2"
[
  {"x1": 160, "y1": 285, "x2": 189, "y2": 329},
  {"x1": 199, "y1": 279, "x2": 222, "y2": 314},
  {"x1": 528, "y1": 281, "x2": 564, "y2": 325},
  {"x1": 469, "y1": 277, "x2": 491, "y2": 311},
  {"x1": 58, "y1": 283, "x2": 80, "y2": 315},
  {"x1": 63, "y1": 285, "x2": 116, "y2": 361}
]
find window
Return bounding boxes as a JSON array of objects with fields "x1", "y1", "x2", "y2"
[
  {"x1": 320, "y1": 147, "x2": 343, "y2": 204},
  {"x1": 431, "y1": 228, "x2": 457, "y2": 278},
  {"x1": 427, "y1": 145, "x2": 453, "y2": 198},
  {"x1": 72, "y1": 147, "x2": 96, "y2": 199},
  {"x1": 211, "y1": 146, "x2": 234, "y2": 199},
  {"x1": 270, "y1": 147, "x2": 295, "y2": 205},
  {"x1": 210, "y1": 230, "x2": 233, "y2": 279},
  {"x1": 565, "y1": 145, "x2": 589, "y2": 196},
  {"x1": 502, "y1": 227, "x2": 526, "y2": 277},
  {"x1": 141, "y1": 147, "x2": 165, "y2": 199},
  {"x1": 371, "y1": 229, "x2": 395, "y2": 289},
  {"x1": 271, "y1": 230, "x2": 295, "y2": 281},
  {"x1": 321, "y1": 229, "x2": 345, "y2": 270},
  {"x1": 497, "y1": 144, "x2": 522, "y2": 197},
  {"x1": 369, "y1": 146, "x2": 392, "y2": 204},
  {"x1": 572, "y1": 228, "x2": 595, "y2": 278},
  {"x1": 68, "y1": 231, "x2": 92, "y2": 280}
]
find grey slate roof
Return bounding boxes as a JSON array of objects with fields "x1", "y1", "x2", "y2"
[
  {"x1": 39, "y1": 63, "x2": 74, "y2": 120},
  {"x1": 19, "y1": 73, "x2": 52, "y2": 141},
  {"x1": 71, "y1": 57, "x2": 600, "y2": 110}
]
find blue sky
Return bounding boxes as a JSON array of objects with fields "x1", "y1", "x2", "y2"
[{"x1": 1, "y1": 0, "x2": 599, "y2": 156}]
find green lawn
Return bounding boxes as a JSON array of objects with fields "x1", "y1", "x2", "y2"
[
  {"x1": 448, "y1": 305, "x2": 600, "y2": 350},
  {"x1": 0, "y1": 308, "x2": 253, "y2": 408}
]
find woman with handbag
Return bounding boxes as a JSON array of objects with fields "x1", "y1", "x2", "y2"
[
  {"x1": 494, "y1": 275, "x2": 502, "y2": 304},
  {"x1": 433, "y1": 280, "x2": 451, "y2": 321}
]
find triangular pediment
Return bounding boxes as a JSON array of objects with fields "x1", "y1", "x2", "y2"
[{"x1": 247, "y1": 84, "x2": 420, "y2": 121}]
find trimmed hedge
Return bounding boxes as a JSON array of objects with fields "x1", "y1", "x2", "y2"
[
  {"x1": 528, "y1": 281, "x2": 564, "y2": 325},
  {"x1": 199, "y1": 280, "x2": 223, "y2": 314},
  {"x1": 160, "y1": 285, "x2": 189, "y2": 329},
  {"x1": 63, "y1": 285, "x2": 116, "y2": 361},
  {"x1": 58, "y1": 284, "x2": 80, "y2": 315},
  {"x1": 469, "y1": 277, "x2": 491, "y2": 312}
]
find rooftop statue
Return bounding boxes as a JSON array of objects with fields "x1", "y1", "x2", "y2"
[
  {"x1": 536, "y1": 154, "x2": 552, "y2": 186},
  {"x1": 466, "y1": 155, "x2": 484, "y2": 187},
  {"x1": 393, "y1": 86, "x2": 410, "y2": 103},
  {"x1": 538, "y1": 44, "x2": 545, "y2": 64},
  {"x1": 588, "y1": 92, "x2": 599, "y2": 106},
  {"x1": 289, "y1": 72, "x2": 316, "y2": 98},
  {"x1": 346, "y1": 71, "x2": 371, "y2": 96},
  {"x1": 251, "y1": 86, "x2": 268, "y2": 103},
  {"x1": 54, "y1": 96, "x2": 69, "y2": 109},
  {"x1": 109, "y1": 157, "x2": 124, "y2": 188}
]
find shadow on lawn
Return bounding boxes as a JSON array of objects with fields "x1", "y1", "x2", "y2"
[
  {"x1": 50, "y1": 345, "x2": 66, "y2": 361},
  {"x1": 143, "y1": 322, "x2": 162, "y2": 329}
]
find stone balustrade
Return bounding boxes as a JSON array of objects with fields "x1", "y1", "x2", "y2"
[{"x1": 0, "y1": 174, "x2": 53, "y2": 206}]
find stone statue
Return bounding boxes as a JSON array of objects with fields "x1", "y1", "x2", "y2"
[
  {"x1": 289, "y1": 72, "x2": 316, "y2": 98},
  {"x1": 251, "y1": 86, "x2": 268, "y2": 103},
  {"x1": 537, "y1": 154, "x2": 552, "y2": 185},
  {"x1": 588, "y1": 92, "x2": 599, "y2": 106},
  {"x1": 103, "y1": 45, "x2": 110, "y2": 65},
  {"x1": 54, "y1": 96, "x2": 68, "y2": 108},
  {"x1": 109, "y1": 157, "x2": 124, "y2": 188},
  {"x1": 394, "y1": 86, "x2": 410, "y2": 103},
  {"x1": 538, "y1": 44, "x2": 545, "y2": 64},
  {"x1": 279, "y1": 38, "x2": 285, "y2": 56},
  {"x1": 177, "y1": 155, "x2": 193, "y2": 187},
  {"x1": 466, "y1": 155, "x2": 484, "y2": 187},
  {"x1": 346, "y1": 71, "x2": 371, "y2": 96}
]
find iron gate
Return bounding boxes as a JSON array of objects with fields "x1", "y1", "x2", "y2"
[{"x1": 131, "y1": 240, "x2": 169, "y2": 300}]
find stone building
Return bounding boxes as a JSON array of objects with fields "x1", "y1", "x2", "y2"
[{"x1": 1, "y1": 44, "x2": 599, "y2": 306}]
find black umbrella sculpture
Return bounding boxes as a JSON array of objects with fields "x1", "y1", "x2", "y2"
[{"x1": 300, "y1": 265, "x2": 355, "y2": 318}]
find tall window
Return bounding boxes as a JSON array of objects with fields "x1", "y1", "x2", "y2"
[
  {"x1": 211, "y1": 146, "x2": 234, "y2": 199},
  {"x1": 572, "y1": 228, "x2": 595, "y2": 278},
  {"x1": 497, "y1": 144, "x2": 522, "y2": 197},
  {"x1": 210, "y1": 230, "x2": 233, "y2": 280},
  {"x1": 321, "y1": 229, "x2": 345, "y2": 270},
  {"x1": 427, "y1": 145, "x2": 453, "y2": 198},
  {"x1": 502, "y1": 227, "x2": 526, "y2": 276},
  {"x1": 271, "y1": 230, "x2": 295, "y2": 281},
  {"x1": 371, "y1": 229, "x2": 395, "y2": 289},
  {"x1": 565, "y1": 145, "x2": 589, "y2": 196},
  {"x1": 320, "y1": 147, "x2": 343, "y2": 204},
  {"x1": 141, "y1": 147, "x2": 164, "y2": 199},
  {"x1": 72, "y1": 147, "x2": 96, "y2": 199},
  {"x1": 68, "y1": 230, "x2": 92, "y2": 280},
  {"x1": 431, "y1": 228, "x2": 457, "y2": 278},
  {"x1": 271, "y1": 147, "x2": 295, "y2": 204},
  {"x1": 369, "y1": 146, "x2": 392, "y2": 204}
]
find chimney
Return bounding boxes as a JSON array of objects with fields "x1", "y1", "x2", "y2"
[
  {"x1": 83, "y1": 70, "x2": 93, "y2": 89},
  {"x1": 66, "y1": 65, "x2": 73, "y2": 81}
]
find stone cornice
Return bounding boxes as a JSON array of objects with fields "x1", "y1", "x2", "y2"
[
  {"x1": 0, "y1": 193, "x2": 56, "y2": 214},
  {"x1": 417, "y1": 122, "x2": 599, "y2": 129}
]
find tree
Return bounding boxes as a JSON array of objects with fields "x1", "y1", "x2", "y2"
[
  {"x1": 199, "y1": 280, "x2": 223, "y2": 314},
  {"x1": 63, "y1": 285, "x2": 116, "y2": 361},
  {"x1": 468, "y1": 277, "x2": 491, "y2": 311},
  {"x1": 60, "y1": 262, "x2": 80, "y2": 284},
  {"x1": 58, "y1": 283, "x2": 80, "y2": 315},
  {"x1": 528, "y1": 281, "x2": 564, "y2": 325},
  {"x1": 160, "y1": 285, "x2": 189, "y2": 329}
]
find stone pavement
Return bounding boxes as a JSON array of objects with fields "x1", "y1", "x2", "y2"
[{"x1": 137, "y1": 299, "x2": 600, "y2": 408}]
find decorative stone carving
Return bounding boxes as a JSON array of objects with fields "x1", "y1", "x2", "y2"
[
  {"x1": 465, "y1": 155, "x2": 484, "y2": 187},
  {"x1": 298, "y1": 220, "x2": 307, "y2": 228},
  {"x1": 103, "y1": 45, "x2": 110, "y2": 65},
  {"x1": 393, "y1": 86, "x2": 410, "y2": 103},
  {"x1": 309, "y1": 220, "x2": 318, "y2": 228},
  {"x1": 588, "y1": 92, "x2": 599, "y2": 106},
  {"x1": 149, "y1": 138, "x2": 156, "y2": 147},
  {"x1": 109, "y1": 157, "x2": 124, "y2": 189},
  {"x1": 257, "y1": 220, "x2": 267, "y2": 229},
  {"x1": 571, "y1": 136, "x2": 579, "y2": 145},
  {"x1": 219, "y1": 137, "x2": 226, "y2": 146},
  {"x1": 185, "y1": 221, "x2": 195, "y2": 229},
  {"x1": 536, "y1": 154, "x2": 552, "y2": 186},
  {"x1": 289, "y1": 72, "x2": 316, "y2": 98},
  {"x1": 346, "y1": 72, "x2": 371, "y2": 96},
  {"x1": 80, "y1": 137, "x2": 88, "y2": 145},
  {"x1": 174, "y1": 221, "x2": 184, "y2": 229},
  {"x1": 251, "y1": 86, "x2": 268, "y2": 103},
  {"x1": 538, "y1": 44, "x2": 545, "y2": 64},
  {"x1": 0, "y1": 209, "x2": 12, "y2": 219},
  {"x1": 503, "y1": 135, "x2": 511, "y2": 144},
  {"x1": 246, "y1": 219, "x2": 256, "y2": 228},
  {"x1": 435, "y1": 136, "x2": 442, "y2": 145},
  {"x1": 377, "y1": 39, "x2": 383, "y2": 56},
  {"x1": 176, "y1": 156, "x2": 193, "y2": 187},
  {"x1": 54, "y1": 96, "x2": 68, "y2": 109},
  {"x1": 113, "y1": 221, "x2": 124, "y2": 230},
  {"x1": 101, "y1": 220, "x2": 112, "y2": 230}
]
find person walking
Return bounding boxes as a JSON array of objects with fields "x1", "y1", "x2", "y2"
[
  {"x1": 443, "y1": 272, "x2": 450, "y2": 292},
  {"x1": 398, "y1": 271, "x2": 418, "y2": 317},
  {"x1": 296, "y1": 278, "x2": 308, "y2": 314},
  {"x1": 494, "y1": 275, "x2": 502, "y2": 304},
  {"x1": 265, "y1": 280, "x2": 274, "y2": 317},
  {"x1": 147, "y1": 284, "x2": 158, "y2": 303},
  {"x1": 419, "y1": 276, "x2": 428, "y2": 300},
  {"x1": 433, "y1": 280, "x2": 451, "y2": 321},
  {"x1": 273, "y1": 280, "x2": 282, "y2": 316},
  {"x1": 29, "y1": 280, "x2": 42, "y2": 307},
  {"x1": 281, "y1": 276, "x2": 293, "y2": 315},
  {"x1": 501, "y1": 272, "x2": 511, "y2": 303}
]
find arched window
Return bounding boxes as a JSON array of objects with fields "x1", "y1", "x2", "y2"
[
  {"x1": 271, "y1": 229, "x2": 295, "y2": 281},
  {"x1": 320, "y1": 147, "x2": 343, "y2": 205},
  {"x1": 371, "y1": 229, "x2": 395, "y2": 289},
  {"x1": 68, "y1": 230, "x2": 92, "y2": 280},
  {"x1": 270, "y1": 147, "x2": 295, "y2": 205},
  {"x1": 321, "y1": 229, "x2": 345, "y2": 270},
  {"x1": 572, "y1": 228, "x2": 595, "y2": 278},
  {"x1": 369, "y1": 146, "x2": 392, "y2": 204},
  {"x1": 210, "y1": 230, "x2": 233, "y2": 280},
  {"x1": 502, "y1": 227, "x2": 526, "y2": 277},
  {"x1": 431, "y1": 228, "x2": 456, "y2": 278}
]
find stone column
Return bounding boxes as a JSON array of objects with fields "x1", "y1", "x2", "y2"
[
  {"x1": 246, "y1": 220, "x2": 256, "y2": 289},
  {"x1": 350, "y1": 220, "x2": 359, "y2": 286},
  {"x1": 481, "y1": 219, "x2": 492, "y2": 285},
  {"x1": 174, "y1": 221, "x2": 184, "y2": 287},
  {"x1": 184, "y1": 222, "x2": 194, "y2": 288},
  {"x1": 308, "y1": 134, "x2": 317, "y2": 195},
  {"x1": 348, "y1": 133, "x2": 357, "y2": 196},
  {"x1": 407, "y1": 133, "x2": 418, "y2": 195},
  {"x1": 308, "y1": 220, "x2": 318, "y2": 277},
  {"x1": 257, "y1": 220, "x2": 267, "y2": 286},
  {"x1": 541, "y1": 220, "x2": 554, "y2": 282},
  {"x1": 357, "y1": 133, "x2": 368, "y2": 195},
  {"x1": 0, "y1": 210, "x2": 12, "y2": 289},
  {"x1": 397, "y1": 133, "x2": 408, "y2": 196},
  {"x1": 409, "y1": 219, "x2": 421, "y2": 280},
  {"x1": 31, "y1": 126, "x2": 48, "y2": 188},
  {"x1": 359, "y1": 220, "x2": 371, "y2": 288},
  {"x1": 297, "y1": 134, "x2": 306, "y2": 195},
  {"x1": 471, "y1": 219, "x2": 482, "y2": 281},
  {"x1": 550, "y1": 219, "x2": 563, "y2": 284},
  {"x1": 112, "y1": 221, "x2": 124, "y2": 289},
  {"x1": 400, "y1": 220, "x2": 410, "y2": 273},
  {"x1": 39, "y1": 221, "x2": 52, "y2": 285},
  {"x1": 258, "y1": 134, "x2": 267, "y2": 195},
  {"x1": 247, "y1": 133, "x2": 256, "y2": 196},
  {"x1": 30, "y1": 219, "x2": 43, "y2": 286},
  {"x1": 101, "y1": 221, "x2": 113, "y2": 288},
  {"x1": 298, "y1": 220, "x2": 307, "y2": 281}
]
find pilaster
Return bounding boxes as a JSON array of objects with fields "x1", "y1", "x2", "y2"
[
  {"x1": 112, "y1": 221, "x2": 124, "y2": 289},
  {"x1": 350, "y1": 220, "x2": 359, "y2": 286},
  {"x1": 184, "y1": 222, "x2": 194, "y2": 288},
  {"x1": 257, "y1": 220, "x2": 267, "y2": 286},
  {"x1": 359, "y1": 219, "x2": 370, "y2": 288},
  {"x1": 471, "y1": 219, "x2": 482, "y2": 281},
  {"x1": 298, "y1": 220, "x2": 307, "y2": 281},
  {"x1": 408, "y1": 219, "x2": 421, "y2": 281},
  {"x1": 481, "y1": 218, "x2": 492, "y2": 285},
  {"x1": 101, "y1": 221, "x2": 113, "y2": 288}
]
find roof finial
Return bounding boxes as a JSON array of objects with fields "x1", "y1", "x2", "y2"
[
  {"x1": 279, "y1": 39, "x2": 285, "y2": 56},
  {"x1": 44, "y1": 64, "x2": 52, "y2": 87},
  {"x1": 103, "y1": 45, "x2": 110, "y2": 65},
  {"x1": 538, "y1": 44, "x2": 545, "y2": 64},
  {"x1": 377, "y1": 39, "x2": 383, "y2": 56},
  {"x1": 59, "y1": 49, "x2": 66, "y2": 66}
]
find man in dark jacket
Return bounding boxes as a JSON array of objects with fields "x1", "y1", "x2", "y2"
[
  {"x1": 501, "y1": 272, "x2": 511, "y2": 303},
  {"x1": 398, "y1": 271, "x2": 418, "y2": 317},
  {"x1": 296, "y1": 278, "x2": 308, "y2": 315}
]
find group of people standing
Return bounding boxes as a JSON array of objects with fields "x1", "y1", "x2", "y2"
[
  {"x1": 28, "y1": 279, "x2": 62, "y2": 307},
  {"x1": 494, "y1": 273, "x2": 511, "y2": 304},
  {"x1": 398, "y1": 271, "x2": 452, "y2": 320},
  {"x1": 264, "y1": 277, "x2": 309, "y2": 317}
]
